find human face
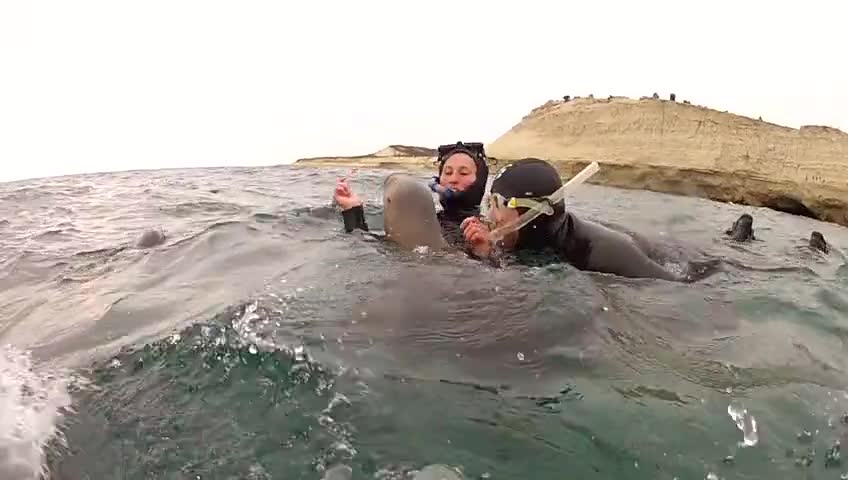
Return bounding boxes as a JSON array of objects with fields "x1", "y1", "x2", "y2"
[
  {"x1": 485, "y1": 195, "x2": 521, "y2": 250},
  {"x1": 439, "y1": 153, "x2": 477, "y2": 192}
]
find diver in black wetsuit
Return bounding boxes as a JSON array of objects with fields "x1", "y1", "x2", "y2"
[
  {"x1": 462, "y1": 158, "x2": 702, "y2": 282},
  {"x1": 334, "y1": 141, "x2": 490, "y2": 247}
]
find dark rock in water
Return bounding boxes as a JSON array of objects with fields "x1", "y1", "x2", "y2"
[
  {"x1": 725, "y1": 214, "x2": 755, "y2": 242},
  {"x1": 136, "y1": 229, "x2": 166, "y2": 248},
  {"x1": 810, "y1": 231, "x2": 829, "y2": 253}
]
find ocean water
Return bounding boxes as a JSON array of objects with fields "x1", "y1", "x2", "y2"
[{"x1": 1, "y1": 165, "x2": 848, "y2": 480}]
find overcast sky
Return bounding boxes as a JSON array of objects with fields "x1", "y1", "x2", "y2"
[{"x1": 1, "y1": 0, "x2": 845, "y2": 182}]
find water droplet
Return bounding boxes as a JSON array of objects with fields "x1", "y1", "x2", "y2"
[
  {"x1": 727, "y1": 403, "x2": 758, "y2": 447},
  {"x1": 634, "y1": 461, "x2": 639, "y2": 469},
  {"x1": 360, "y1": 311, "x2": 367, "y2": 318},
  {"x1": 516, "y1": 352, "x2": 525, "y2": 361},
  {"x1": 602, "y1": 306, "x2": 609, "y2": 311},
  {"x1": 296, "y1": 287, "x2": 304, "y2": 293},
  {"x1": 248, "y1": 345, "x2": 258, "y2": 355},
  {"x1": 705, "y1": 473, "x2": 718, "y2": 480},
  {"x1": 480, "y1": 473, "x2": 491, "y2": 479},
  {"x1": 725, "y1": 387, "x2": 732, "y2": 394},
  {"x1": 797, "y1": 430, "x2": 813, "y2": 443},
  {"x1": 840, "y1": 472, "x2": 848, "y2": 480}
]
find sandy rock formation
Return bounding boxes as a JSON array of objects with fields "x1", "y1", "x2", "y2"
[{"x1": 487, "y1": 96, "x2": 848, "y2": 226}]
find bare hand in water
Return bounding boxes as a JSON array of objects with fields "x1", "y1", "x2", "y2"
[
  {"x1": 461, "y1": 217, "x2": 492, "y2": 258},
  {"x1": 334, "y1": 178, "x2": 362, "y2": 211}
]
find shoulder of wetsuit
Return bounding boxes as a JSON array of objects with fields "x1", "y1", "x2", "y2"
[{"x1": 340, "y1": 204, "x2": 370, "y2": 233}]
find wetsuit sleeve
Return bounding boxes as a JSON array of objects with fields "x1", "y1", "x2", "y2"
[{"x1": 341, "y1": 205, "x2": 370, "y2": 233}]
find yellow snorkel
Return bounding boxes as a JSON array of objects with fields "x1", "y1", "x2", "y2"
[{"x1": 487, "y1": 161, "x2": 600, "y2": 244}]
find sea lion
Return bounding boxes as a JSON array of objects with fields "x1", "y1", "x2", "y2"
[
  {"x1": 809, "y1": 231, "x2": 829, "y2": 253},
  {"x1": 382, "y1": 174, "x2": 448, "y2": 251},
  {"x1": 136, "y1": 228, "x2": 166, "y2": 248},
  {"x1": 725, "y1": 214, "x2": 755, "y2": 242}
]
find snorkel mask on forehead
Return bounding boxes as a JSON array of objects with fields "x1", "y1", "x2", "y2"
[
  {"x1": 487, "y1": 161, "x2": 600, "y2": 243},
  {"x1": 435, "y1": 141, "x2": 488, "y2": 167}
]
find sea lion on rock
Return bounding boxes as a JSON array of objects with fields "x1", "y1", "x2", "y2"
[
  {"x1": 725, "y1": 214, "x2": 755, "y2": 242},
  {"x1": 136, "y1": 228, "x2": 166, "y2": 248},
  {"x1": 809, "y1": 231, "x2": 829, "y2": 253},
  {"x1": 382, "y1": 174, "x2": 448, "y2": 251}
]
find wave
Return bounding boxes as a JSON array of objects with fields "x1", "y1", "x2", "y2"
[
  {"x1": 0, "y1": 346, "x2": 83, "y2": 480},
  {"x1": 46, "y1": 302, "x2": 361, "y2": 479}
]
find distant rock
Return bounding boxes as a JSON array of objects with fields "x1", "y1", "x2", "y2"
[{"x1": 295, "y1": 144, "x2": 437, "y2": 169}]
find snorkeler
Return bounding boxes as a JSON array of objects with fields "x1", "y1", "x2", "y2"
[
  {"x1": 462, "y1": 158, "x2": 693, "y2": 282},
  {"x1": 334, "y1": 141, "x2": 490, "y2": 246}
]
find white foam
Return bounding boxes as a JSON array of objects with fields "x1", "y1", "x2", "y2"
[{"x1": 0, "y1": 345, "x2": 76, "y2": 480}]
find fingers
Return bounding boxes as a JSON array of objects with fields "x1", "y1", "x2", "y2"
[
  {"x1": 461, "y1": 216, "x2": 481, "y2": 229},
  {"x1": 462, "y1": 219, "x2": 489, "y2": 246}
]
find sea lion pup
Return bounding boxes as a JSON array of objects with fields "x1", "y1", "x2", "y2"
[
  {"x1": 809, "y1": 231, "x2": 829, "y2": 253},
  {"x1": 462, "y1": 158, "x2": 693, "y2": 282},
  {"x1": 725, "y1": 213, "x2": 755, "y2": 242},
  {"x1": 382, "y1": 173, "x2": 448, "y2": 251}
]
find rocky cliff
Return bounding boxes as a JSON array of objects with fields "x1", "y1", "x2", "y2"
[
  {"x1": 487, "y1": 96, "x2": 848, "y2": 226},
  {"x1": 296, "y1": 144, "x2": 437, "y2": 170}
]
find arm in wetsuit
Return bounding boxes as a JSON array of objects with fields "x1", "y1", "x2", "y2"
[{"x1": 341, "y1": 205, "x2": 370, "y2": 233}]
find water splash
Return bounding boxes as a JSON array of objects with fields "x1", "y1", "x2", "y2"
[
  {"x1": 0, "y1": 345, "x2": 78, "y2": 480},
  {"x1": 727, "y1": 403, "x2": 758, "y2": 447}
]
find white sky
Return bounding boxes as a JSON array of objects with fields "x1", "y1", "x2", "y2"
[{"x1": 1, "y1": 0, "x2": 846, "y2": 183}]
